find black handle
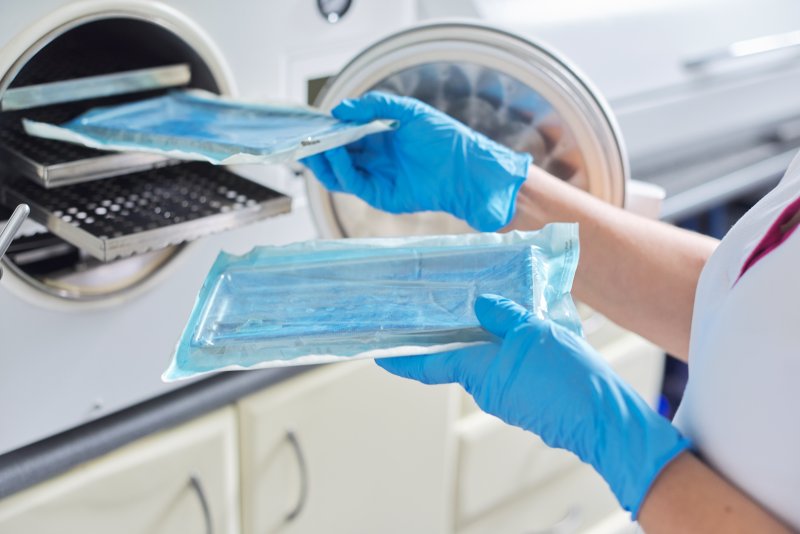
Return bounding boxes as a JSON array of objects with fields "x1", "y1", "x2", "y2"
[
  {"x1": 189, "y1": 473, "x2": 214, "y2": 534},
  {"x1": 285, "y1": 429, "x2": 309, "y2": 522}
]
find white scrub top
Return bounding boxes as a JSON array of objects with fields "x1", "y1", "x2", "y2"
[{"x1": 673, "y1": 152, "x2": 800, "y2": 528}]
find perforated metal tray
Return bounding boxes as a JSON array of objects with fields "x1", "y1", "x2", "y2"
[
  {"x1": 1, "y1": 162, "x2": 291, "y2": 261},
  {"x1": 0, "y1": 96, "x2": 171, "y2": 188}
]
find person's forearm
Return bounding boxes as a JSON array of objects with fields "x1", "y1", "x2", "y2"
[
  {"x1": 505, "y1": 167, "x2": 718, "y2": 360},
  {"x1": 638, "y1": 452, "x2": 793, "y2": 532}
]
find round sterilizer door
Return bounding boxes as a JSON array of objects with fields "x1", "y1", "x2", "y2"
[
  {"x1": 0, "y1": 4, "x2": 231, "y2": 301},
  {"x1": 306, "y1": 23, "x2": 627, "y2": 238}
]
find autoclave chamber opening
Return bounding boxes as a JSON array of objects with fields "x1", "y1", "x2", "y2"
[{"x1": 0, "y1": 16, "x2": 222, "y2": 301}]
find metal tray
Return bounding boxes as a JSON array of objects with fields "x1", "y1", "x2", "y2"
[
  {"x1": 1, "y1": 63, "x2": 191, "y2": 111},
  {"x1": 0, "y1": 95, "x2": 172, "y2": 188},
  {"x1": 1, "y1": 162, "x2": 291, "y2": 261}
]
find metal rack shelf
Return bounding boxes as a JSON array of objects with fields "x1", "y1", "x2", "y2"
[
  {"x1": 0, "y1": 93, "x2": 174, "y2": 188},
  {"x1": 1, "y1": 162, "x2": 291, "y2": 261}
]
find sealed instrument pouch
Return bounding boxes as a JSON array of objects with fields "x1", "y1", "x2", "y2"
[{"x1": 163, "y1": 223, "x2": 581, "y2": 381}]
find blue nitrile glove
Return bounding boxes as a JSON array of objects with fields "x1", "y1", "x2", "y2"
[
  {"x1": 301, "y1": 91, "x2": 531, "y2": 232},
  {"x1": 377, "y1": 294, "x2": 691, "y2": 517}
]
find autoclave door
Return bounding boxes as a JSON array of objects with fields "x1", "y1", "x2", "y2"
[{"x1": 305, "y1": 22, "x2": 628, "y2": 238}]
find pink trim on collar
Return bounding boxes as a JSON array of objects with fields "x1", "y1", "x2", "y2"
[{"x1": 737, "y1": 194, "x2": 800, "y2": 283}]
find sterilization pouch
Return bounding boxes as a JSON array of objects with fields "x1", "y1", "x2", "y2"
[
  {"x1": 163, "y1": 223, "x2": 581, "y2": 381},
  {"x1": 22, "y1": 89, "x2": 395, "y2": 165}
]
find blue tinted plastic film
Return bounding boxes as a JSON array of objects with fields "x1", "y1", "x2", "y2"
[
  {"x1": 23, "y1": 89, "x2": 395, "y2": 165},
  {"x1": 164, "y1": 224, "x2": 581, "y2": 381}
]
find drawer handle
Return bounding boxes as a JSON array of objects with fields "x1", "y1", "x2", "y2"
[
  {"x1": 524, "y1": 506, "x2": 583, "y2": 534},
  {"x1": 189, "y1": 473, "x2": 214, "y2": 534},
  {"x1": 285, "y1": 429, "x2": 309, "y2": 522},
  {"x1": 684, "y1": 29, "x2": 800, "y2": 71}
]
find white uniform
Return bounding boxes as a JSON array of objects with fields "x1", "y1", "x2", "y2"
[{"x1": 673, "y1": 153, "x2": 800, "y2": 528}]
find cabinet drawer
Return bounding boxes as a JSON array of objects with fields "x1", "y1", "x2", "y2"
[
  {"x1": 455, "y1": 414, "x2": 577, "y2": 525},
  {"x1": 458, "y1": 462, "x2": 621, "y2": 534},
  {"x1": 0, "y1": 408, "x2": 239, "y2": 534},
  {"x1": 238, "y1": 361, "x2": 456, "y2": 534}
]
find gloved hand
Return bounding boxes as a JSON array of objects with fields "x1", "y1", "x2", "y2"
[
  {"x1": 377, "y1": 294, "x2": 691, "y2": 517},
  {"x1": 301, "y1": 92, "x2": 531, "y2": 232}
]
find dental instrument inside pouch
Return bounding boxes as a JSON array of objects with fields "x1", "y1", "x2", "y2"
[
  {"x1": 22, "y1": 89, "x2": 396, "y2": 165},
  {"x1": 163, "y1": 223, "x2": 581, "y2": 381}
]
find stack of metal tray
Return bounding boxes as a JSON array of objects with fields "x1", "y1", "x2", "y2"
[
  {"x1": 0, "y1": 64, "x2": 292, "y2": 262},
  {"x1": 1, "y1": 162, "x2": 291, "y2": 261},
  {"x1": 0, "y1": 65, "x2": 191, "y2": 188}
]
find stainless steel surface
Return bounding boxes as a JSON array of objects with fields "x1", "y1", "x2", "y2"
[
  {"x1": 2, "y1": 162, "x2": 291, "y2": 262},
  {"x1": 0, "y1": 57, "x2": 191, "y2": 188},
  {"x1": 0, "y1": 12, "x2": 235, "y2": 301},
  {"x1": 306, "y1": 23, "x2": 627, "y2": 238},
  {"x1": 0, "y1": 203, "x2": 29, "y2": 260},
  {"x1": 0, "y1": 93, "x2": 175, "y2": 188},
  {"x1": 0, "y1": 139, "x2": 172, "y2": 188},
  {"x1": 684, "y1": 29, "x2": 800, "y2": 71},
  {"x1": 1, "y1": 63, "x2": 191, "y2": 111}
]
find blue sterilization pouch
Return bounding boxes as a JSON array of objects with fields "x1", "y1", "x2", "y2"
[
  {"x1": 22, "y1": 89, "x2": 395, "y2": 165},
  {"x1": 163, "y1": 223, "x2": 581, "y2": 381}
]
